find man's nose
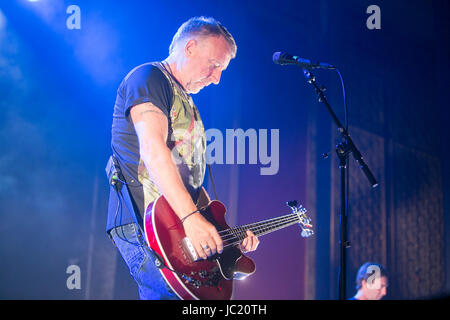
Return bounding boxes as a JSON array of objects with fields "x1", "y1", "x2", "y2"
[{"x1": 210, "y1": 69, "x2": 222, "y2": 85}]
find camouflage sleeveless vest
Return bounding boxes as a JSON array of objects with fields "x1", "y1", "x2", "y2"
[{"x1": 137, "y1": 62, "x2": 207, "y2": 208}]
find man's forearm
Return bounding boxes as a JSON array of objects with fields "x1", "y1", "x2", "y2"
[{"x1": 140, "y1": 146, "x2": 198, "y2": 219}]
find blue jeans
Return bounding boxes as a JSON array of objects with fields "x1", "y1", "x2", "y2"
[{"x1": 109, "y1": 223, "x2": 179, "y2": 300}]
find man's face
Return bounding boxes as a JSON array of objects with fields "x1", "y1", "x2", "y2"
[
  {"x1": 183, "y1": 35, "x2": 232, "y2": 94},
  {"x1": 361, "y1": 276, "x2": 388, "y2": 300}
]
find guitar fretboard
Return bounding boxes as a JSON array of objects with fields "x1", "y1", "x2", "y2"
[{"x1": 219, "y1": 213, "x2": 301, "y2": 248}]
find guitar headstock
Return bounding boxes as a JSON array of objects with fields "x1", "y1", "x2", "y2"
[{"x1": 286, "y1": 201, "x2": 314, "y2": 238}]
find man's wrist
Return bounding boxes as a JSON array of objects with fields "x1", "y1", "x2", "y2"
[{"x1": 180, "y1": 209, "x2": 200, "y2": 224}]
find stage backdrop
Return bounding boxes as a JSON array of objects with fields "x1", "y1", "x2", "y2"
[{"x1": 0, "y1": 0, "x2": 448, "y2": 299}]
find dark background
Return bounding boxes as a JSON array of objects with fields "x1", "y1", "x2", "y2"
[{"x1": 0, "y1": 0, "x2": 448, "y2": 300}]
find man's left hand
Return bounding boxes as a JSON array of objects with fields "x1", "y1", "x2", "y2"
[{"x1": 239, "y1": 230, "x2": 259, "y2": 253}]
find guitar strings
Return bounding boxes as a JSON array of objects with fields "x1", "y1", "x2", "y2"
[
  {"x1": 218, "y1": 213, "x2": 299, "y2": 242},
  {"x1": 217, "y1": 213, "x2": 298, "y2": 237},
  {"x1": 218, "y1": 213, "x2": 303, "y2": 248},
  {"x1": 218, "y1": 213, "x2": 299, "y2": 239},
  {"x1": 222, "y1": 216, "x2": 301, "y2": 248}
]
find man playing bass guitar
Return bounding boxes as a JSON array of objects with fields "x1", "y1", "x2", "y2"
[{"x1": 106, "y1": 16, "x2": 259, "y2": 300}]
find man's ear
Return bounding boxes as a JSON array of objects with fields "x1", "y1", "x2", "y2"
[
  {"x1": 361, "y1": 279, "x2": 367, "y2": 289},
  {"x1": 184, "y1": 39, "x2": 197, "y2": 57}
]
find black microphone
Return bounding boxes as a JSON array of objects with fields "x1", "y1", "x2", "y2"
[{"x1": 273, "y1": 52, "x2": 336, "y2": 70}]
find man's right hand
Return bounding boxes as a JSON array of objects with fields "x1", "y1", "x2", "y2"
[
  {"x1": 131, "y1": 102, "x2": 223, "y2": 259},
  {"x1": 182, "y1": 212, "x2": 223, "y2": 260}
]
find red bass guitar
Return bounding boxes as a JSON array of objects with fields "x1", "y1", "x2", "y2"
[{"x1": 144, "y1": 189, "x2": 313, "y2": 300}]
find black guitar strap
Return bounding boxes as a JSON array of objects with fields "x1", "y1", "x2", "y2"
[
  {"x1": 105, "y1": 155, "x2": 166, "y2": 269},
  {"x1": 207, "y1": 162, "x2": 219, "y2": 200}
]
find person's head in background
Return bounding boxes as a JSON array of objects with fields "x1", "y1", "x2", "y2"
[{"x1": 352, "y1": 262, "x2": 388, "y2": 300}]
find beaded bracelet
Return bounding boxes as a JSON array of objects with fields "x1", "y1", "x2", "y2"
[{"x1": 180, "y1": 209, "x2": 200, "y2": 224}]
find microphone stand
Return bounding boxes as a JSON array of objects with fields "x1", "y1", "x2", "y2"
[{"x1": 302, "y1": 68, "x2": 378, "y2": 300}]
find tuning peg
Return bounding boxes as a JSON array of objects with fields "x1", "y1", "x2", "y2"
[{"x1": 286, "y1": 200, "x2": 298, "y2": 208}]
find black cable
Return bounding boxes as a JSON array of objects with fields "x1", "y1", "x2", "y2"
[
  {"x1": 335, "y1": 68, "x2": 348, "y2": 132},
  {"x1": 113, "y1": 190, "x2": 143, "y2": 247},
  {"x1": 336, "y1": 68, "x2": 350, "y2": 299},
  {"x1": 335, "y1": 68, "x2": 350, "y2": 224},
  {"x1": 207, "y1": 163, "x2": 219, "y2": 200}
]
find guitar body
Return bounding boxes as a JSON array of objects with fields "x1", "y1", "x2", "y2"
[{"x1": 144, "y1": 193, "x2": 256, "y2": 300}]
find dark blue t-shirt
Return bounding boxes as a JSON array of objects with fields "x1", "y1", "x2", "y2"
[{"x1": 107, "y1": 63, "x2": 173, "y2": 232}]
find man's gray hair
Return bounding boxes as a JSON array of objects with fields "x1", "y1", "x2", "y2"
[{"x1": 169, "y1": 16, "x2": 237, "y2": 58}]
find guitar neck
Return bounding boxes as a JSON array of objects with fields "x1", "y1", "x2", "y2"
[{"x1": 220, "y1": 213, "x2": 300, "y2": 247}]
